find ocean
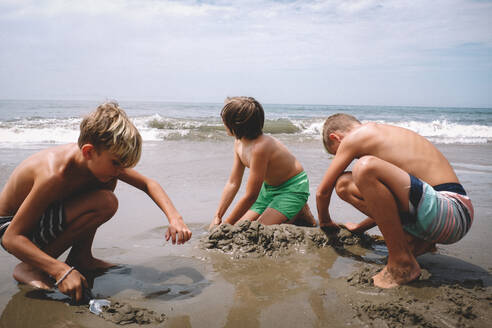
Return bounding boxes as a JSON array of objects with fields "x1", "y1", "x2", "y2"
[
  {"x1": 0, "y1": 99, "x2": 491, "y2": 147},
  {"x1": 0, "y1": 99, "x2": 491, "y2": 327}
]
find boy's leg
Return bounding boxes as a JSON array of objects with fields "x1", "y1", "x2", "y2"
[
  {"x1": 349, "y1": 156, "x2": 420, "y2": 288},
  {"x1": 13, "y1": 189, "x2": 118, "y2": 288},
  {"x1": 257, "y1": 207, "x2": 288, "y2": 225},
  {"x1": 290, "y1": 203, "x2": 317, "y2": 227},
  {"x1": 237, "y1": 210, "x2": 261, "y2": 223},
  {"x1": 336, "y1": 171, "x2": 436, "y2": 255}
]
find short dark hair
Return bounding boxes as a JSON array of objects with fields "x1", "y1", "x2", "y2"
[
  {"x1": 221, "y1": 97, "x2": 264, "y2": 140},
  {"x1": 322, "y1": 113, "x2": 360, "y2": 151}
]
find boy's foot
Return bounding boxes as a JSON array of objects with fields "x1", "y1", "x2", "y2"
[
  {"x1": 372, "y1": 263, "x2": 421, "y2": 288},
  {"x1": 67, "y1": 256, "x2": 116, "y2": 272},
  {"x1": 292, "y1": 204, "x2": 317, "y2": 227},
  {"x1": 405, "y1": 234, "x2": 437, "y2": 257},
  {"x1": 13, "y1": 262, "x2": 53, "y2": 289}
]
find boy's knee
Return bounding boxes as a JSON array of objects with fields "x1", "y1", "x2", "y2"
[
  {"x1": 353, "y1": 155, "x2": 379, "y2": 180},
  {"x1": 335, "y1": 173, "x2": 353, "y2": 200},
  {"x1": 95, "y1": 190, "x2": 118, "y2": 219}
]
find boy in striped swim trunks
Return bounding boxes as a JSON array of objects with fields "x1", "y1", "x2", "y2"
[
  {"x1": 0, "y1": 102, "x2": 192, "y2": 303},
  {"x1": 209, "y1": 97, "x2": 316, "y2": 229},
  {"x1": 316, "y1": 113, "x2": 473, "y2": 288}
]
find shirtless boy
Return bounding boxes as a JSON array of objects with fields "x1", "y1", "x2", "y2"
[
  {"x1": 209, "y1": 97, "x2": 316, "y2": 228},
  {"x1": 316, "y1": 113, "x2": 473, "y2": 288},
  {"x1": 0, "y1": 102, "x2": 192, "y2": 302}
]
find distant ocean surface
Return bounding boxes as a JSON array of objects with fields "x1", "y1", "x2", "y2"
[{"x1": 0, "y1": 99, "x2": 491, "y2": 147}]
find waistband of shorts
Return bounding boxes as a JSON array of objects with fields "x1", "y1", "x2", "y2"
[
  {"x1": 433, "y1": 182, "x2": 466, "y2": 195},
  {"x1": 264, "y1": 171, "x2": 308, "y2": 189}
]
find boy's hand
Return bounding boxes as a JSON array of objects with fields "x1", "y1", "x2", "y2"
[
  {"x1": 340, "y1": 222, "x2": 363, "y2": 233},
  {"x1": 165, "y1": 218, "x2": 192, "y2": 245},
  {"x1": 320, "y1": 221, "x2": 340, "y2": 235},
  {"x1": 209, "y1": 215, "x2": 222, "y2": 231},
  {"x1": 56, "y1": 267, "x2": 88, "y2": 303}
]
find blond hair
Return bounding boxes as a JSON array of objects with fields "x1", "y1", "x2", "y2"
[
  {"x1": 322, "y1": 113, "x2": 360, "y2": 151},
  {"x1": 78, "y1": 102, "x2": 142, "y2": 168}
]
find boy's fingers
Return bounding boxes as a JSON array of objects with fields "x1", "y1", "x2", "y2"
[
  {"x1": 165, "y1": 229, "x2": 171, "y2": 241},
  {"x1": 171, "y1": 230, "x2": 177, "y2": 244},
  {"x1": 178, "y1": 231, "x2": 184, "y2": 244},
  {"x1": 75, "y1": 283, "x2": 83, "y2": 303}
]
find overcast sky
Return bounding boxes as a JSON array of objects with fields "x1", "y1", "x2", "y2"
[{"x1": 0, "y1": 0, "x2": 491, "y2": 107}]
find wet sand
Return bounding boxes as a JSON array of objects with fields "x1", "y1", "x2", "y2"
[{"x1": 0, "y1": 141, "x2": 491, "y2": 327}]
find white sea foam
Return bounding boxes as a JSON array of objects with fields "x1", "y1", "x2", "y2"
[{"x1": 0, "y1": 116, "x2": 491, "y2": 146}]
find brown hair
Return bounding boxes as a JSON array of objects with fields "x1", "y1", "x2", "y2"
[
  {"x1": 322, "y1": 113, "x2": 360, "y2": 151},
  {"x1": 78, "y1": 102, "x2": 142, "y2": 168},
  {"x1": 221, "y1": 97, "x2": 264, "y2": 140}
]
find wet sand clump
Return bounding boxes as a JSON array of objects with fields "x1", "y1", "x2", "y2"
[
  {"x1": 99, "y1": 301, "x2": 166, "y2": 325},
  {"x1": 202, "y1": 221, "x2": 382, "y2": 257},
  {"x1": 347, "y1": 265, "x2": 491, "y2": 328}
]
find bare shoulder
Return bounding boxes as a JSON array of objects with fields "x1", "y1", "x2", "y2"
[
  {"x1": 0, "y1": 144, "x2": 78, "y2": 214},
  {"x1": 341, "y1": 123, "x2": 381, "y2": 153},
  {"x1": 251, "y1": 134, "x2": 276, "y2": 154}
]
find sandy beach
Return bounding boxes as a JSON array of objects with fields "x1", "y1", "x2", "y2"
[{"x1": 0, "y1": 140, "x2": 491, "y2": 328}]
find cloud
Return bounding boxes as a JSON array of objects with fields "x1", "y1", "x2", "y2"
[{"x1": 0, "y1": 0, "x2": 491, "y2": 106}]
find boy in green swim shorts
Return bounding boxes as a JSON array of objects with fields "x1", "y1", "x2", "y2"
[{"x1": 209, "y1": 97, "x2": 316, "y2": 228}]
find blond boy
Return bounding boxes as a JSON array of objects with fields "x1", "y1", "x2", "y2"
[
  {"x1": 0, "y1": 102, "x2": 191, "y2": 302},
  {"x1": 316, "y1": 113, "x2": 473, "y2": 288},
  {"x1": 209, "y1": 97, "x2": 316, "y2": 228}
]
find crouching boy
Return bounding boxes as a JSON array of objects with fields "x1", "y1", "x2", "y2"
[
  {"x1": 316, "y1": 113, "x2": 473, "y2": 288},
  {"x1": 0, "y1": 102, "x2": 191, "y2": 302},
  {"x1": 209, "y1": 97, "x2": 316, "y2": 229}
]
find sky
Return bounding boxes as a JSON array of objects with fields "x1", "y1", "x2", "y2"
[{"x1": 0, "y1": 0, "x2": 491, "y2": 107}]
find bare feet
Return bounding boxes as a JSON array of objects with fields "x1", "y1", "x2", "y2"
[
  {"x1": 405, "y1": 233, "x2": 437, "y2": 257},
  {"x1": 13, "y1": 262, "x2": 53, "y2": 289},
  {"x1": 66, "y1": 256, "x2": 116, "y2": 273},
  {"x1": 291, "y1": 204, "x2": 317, "y2": 227},
  {"x1": 372, "y1": 262, "x2": 421, "y2": 288}
]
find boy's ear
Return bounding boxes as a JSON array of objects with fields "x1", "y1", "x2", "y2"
[
  {"x1": 328, "y1": 133, "x2": 341, "y2": 143},
  {"x1": 81, "y1": 144, "x2": 95, "y2": 159}
]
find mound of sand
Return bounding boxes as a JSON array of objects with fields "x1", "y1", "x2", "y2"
[
  {"x1": 347, "y1": 265, "x2": 490, "y2": 328},
  {"x1": 99, "y1": 301, "x2": 166, "y2": 325},
  {"x1": 202, "y1": 221, "x2": 383, "y2": 257}
]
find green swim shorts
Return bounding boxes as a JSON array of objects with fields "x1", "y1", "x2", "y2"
[{"x1": 250, "y1": 171, "x2": 310, "y2": 221}]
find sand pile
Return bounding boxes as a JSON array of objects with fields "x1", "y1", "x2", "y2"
[
  {"x1": 202, "y1": 221, "x2": 382, "y2": 257},
  {"x1": 347, "y1": 265, "x2": 490, "y2": 328},
  {"x1": 99, "y1": 301, "x2": 166, "y2": 325}
]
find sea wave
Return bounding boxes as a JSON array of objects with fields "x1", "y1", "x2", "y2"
[{"x1": 0, "y1": 115, "x2": 491, "y2": 146}]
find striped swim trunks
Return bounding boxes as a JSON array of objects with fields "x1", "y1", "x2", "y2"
[
  {"x1": 0, "y1": 201, "x2": 66, "y2": 250},
  {"x1": 402, "y1": 175, "x2": 474, "y2": 245}
]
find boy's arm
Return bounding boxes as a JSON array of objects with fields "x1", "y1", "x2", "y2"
[
  {"x1": 2, "y1": 176, "x2": 88, "y2": 301},
  {"x1": 210, "y1": 150, "x2": 245, "y2": 229},
  {"x1": 223, "y1": 145, "x2": 267, "y2": 225},
  {"x1": 316, "y1": 142, "x2": 357, "y2": 228},
  {"x1": 118, "y1": 169, "x2": 191, "y2": 244}
]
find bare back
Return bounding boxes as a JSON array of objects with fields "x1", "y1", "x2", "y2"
[
  {"x1": 347, "y1": 123, "x2": 458, "y2": 185},
  {"x1": 236, "y1": 135, "x2": 303, "y2": 186},
  {"x1": 0, "y1": 144, "x2": 110, "y2": 216}
]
